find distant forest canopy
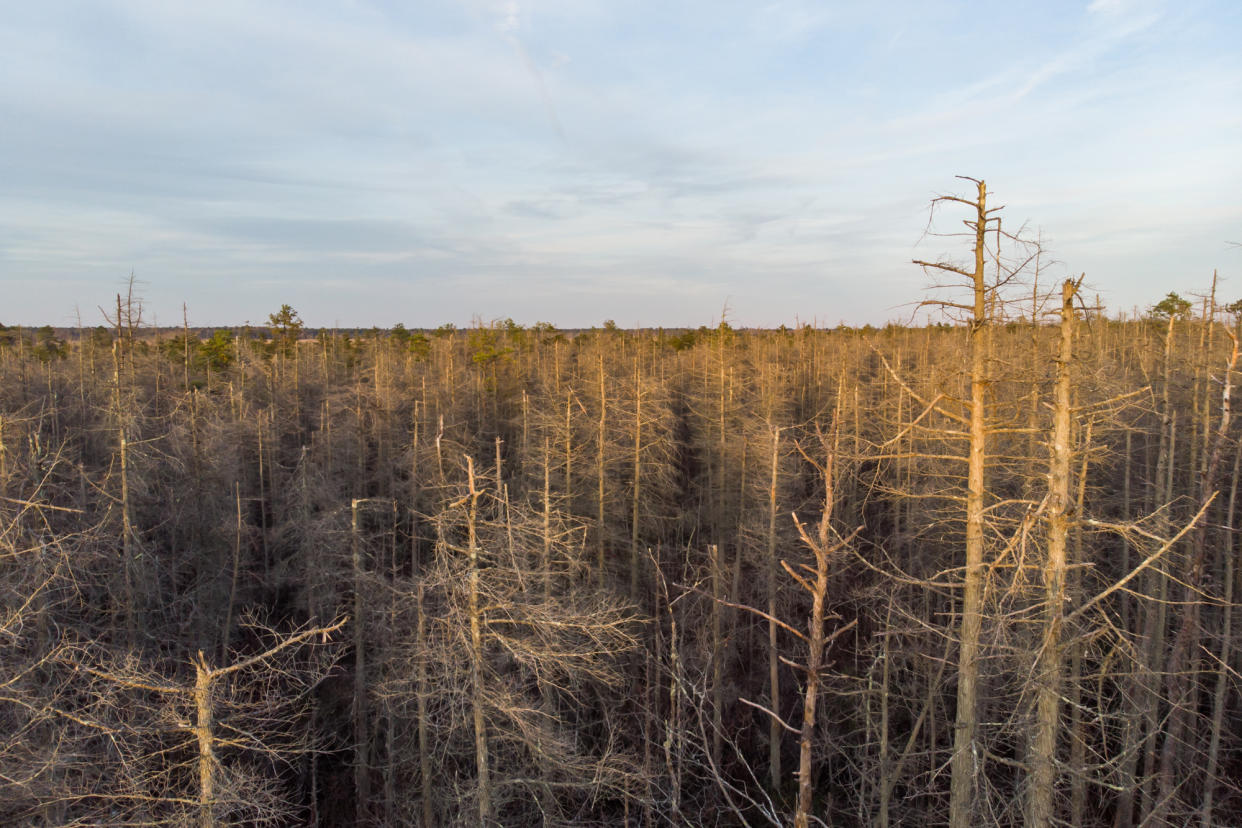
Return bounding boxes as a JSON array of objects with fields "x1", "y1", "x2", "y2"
[
  {"x1": 0, "y1": 285, "x2": 1230, "y2": 354},
  {"x1": 3, "y1": 182, "x2": 1240, "y2": 827}
]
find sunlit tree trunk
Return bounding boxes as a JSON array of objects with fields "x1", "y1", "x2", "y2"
[
  {"x1": 1025, "y1": 279, "x2": 1078, "y2": 826},
  {"x1": 950, "y1": 179, "x2": 990, "y2": 828}
]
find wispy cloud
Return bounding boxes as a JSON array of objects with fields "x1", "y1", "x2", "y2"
[
  {"x1": 0, "y1": 0, "x2": 1238, "y2": 327},
  {"x1": 1088, "y1": 0, "x2": 1127, "y2": 14}
]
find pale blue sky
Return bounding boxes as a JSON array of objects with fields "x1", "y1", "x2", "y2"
[{"x1": 2, "y1": 0, "x2": 1239, "y2": 328}]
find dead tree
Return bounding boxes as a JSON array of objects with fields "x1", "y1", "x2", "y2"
[
  {"x1": 912, "y1": 177, "x2": 1004, "y2": 827},
  {"x1": 1024, "y1": 277, "x2": 1081, "y2": 826},
  {"x1": 383, "y1": 452, "x2": 647, "y2": 825},
  {"x1": 724, "y1": 423, "x2": 861, "y2": 828},
  {"x1": 59, "y1": 617, "x2": 345, "y2": 827}
]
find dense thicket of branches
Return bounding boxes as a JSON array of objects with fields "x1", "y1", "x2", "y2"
[{"x1": 2, "y1": 243, "x2": 1240, "y2": 825}]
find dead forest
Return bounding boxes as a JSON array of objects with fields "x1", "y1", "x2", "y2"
[{"x1": 3, "y1": 187, "x2": 1241, "y2": 826}]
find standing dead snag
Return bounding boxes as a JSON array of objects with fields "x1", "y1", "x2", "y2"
[
  {"x1": 65, "y1": 618, "x2": 345, "y2": 827},
  {"x1": 1025, "y1": 277, "x2": 1081, "y2": 827},
  {"x1": 766, "y1": 424, "x2": 784, "y2": 793},
  {"x1": 396, "y1": 452, "x2": 645, "y2": 824},
  {"x1": 195, "y1": 618, "x2": 346, "y2": 828},
  {"x1": 108, "y1": 295, "x2": 138, "y2": 647},
  {"x1": 351, "y1": 498, "x2": 368, "y2": 825},
  {"x1": 912, "y1": 177, "x2": 1018, "y2": 828},
  {"x1": 731, "y1": 424, "x2": 859, "y2": 828},
  {"x1": 788, "y1": 427, "x2": 860, "y2": 828},
  {"x1": 1203, "y1": 304, "x2": 1242, "y2": 827},
  {"x1": 465, "y1": 456, "x2": 491, "y2": 825},
  {"x1": 348, "y1": 497, "x2": 398, "y2": 826},
  {"x1": 1203, "y1": 442, "x2": 1241, "y2": 828}
]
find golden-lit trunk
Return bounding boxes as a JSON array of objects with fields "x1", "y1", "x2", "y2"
[
  {"x1": 1025, "y1": 279, "x2": 1078, "y2": 827},
  {"x1": 950, "y1": 178, "x2": 989, "y2": 828}
]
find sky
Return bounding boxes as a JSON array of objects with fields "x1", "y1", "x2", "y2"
[{"x1": 2, "y1": 0, "x2": 1239, "y2": 329}]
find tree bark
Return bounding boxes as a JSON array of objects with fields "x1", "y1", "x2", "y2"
[
  {"x1": 352, "y1": 499, "x2": 370, "y2": 825},
  {"x1": 1202, "y1": 442, "x2": 1241, "y2": 827},
  {"x1": 195, "y1": 653, "x2": 216, "y2": 828},
  {"x1": 1025, "y1": 279, "x2": 1078, "y2": 826},
  {"x1": 598, "y1": 352, "x2": 608, "y2": 588},
  {"x1": 950, "y1": 178, "x2": 991, "y2": 828},
  {"x1": 767, "y1": 425, "x2": 783, "y2": 792},
  {"x1": 466, "y1": 458, "x2": 491, "y2": 825}
]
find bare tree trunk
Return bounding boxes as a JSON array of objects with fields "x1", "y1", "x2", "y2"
[
  {"x1": 767, "y1": 425, "x2": 783, "y2": 792},
  {"x1": 110, "y1": 316, "x2": 139, "y2": 648},
  {"x1": 1202, "y1": 442, "x2": 1241, "y2": 826},
  {"x1": 664, "y1": 569, "x2": 683, "y2": 819},
  {"x1": 793, "y1": 565, "x2": 826, "y2": 828},
  {"x1": 877, "y1": 599, "x2": 892, "y2": 828},
  {"x1": 1025, "y1": 279, "x2": 1078, "y2": 827},
  {"x1": 1069, "y1": 424, "x2": 1091, "y2": 825},
  {"x1": 1122, "y1": 430, "x2": 1133, "y2": 628},
  {"x1": 220, "y1": 482, "x2": 241, "y2": 664},
  {"x1": 598, "y1": 352, "x2": 608, "y2": 588},
  {"x1": 710, "y1": 543, "x2": 723, "y2": 770},
  {"x1": 879, "y1": 638, "x2": 951, "y2": 828},
  {"x1": 352, "y1": 499, "x2": 370, "y2": 825},
  {"x1": 521, "y1": 389, "x2": 528, "y2": 463},
  {"x1": 120, "y1": 424, "x2": 135, "y2": 646},
  {"x1": 790, "y1": 424, "x2": 858, "y2": 828},
  {"x1": 1156, "y1": 328, "x2": 1238, "y2": 821},
  {"x1": 950, "y1": 178, "x2": 991, "y2": 828},
  {"x1": 195, "y1": 653, "x2": 216, "y2": 828},
  {"x1": 630, "y1": 356, "x2": 642, "y2": 601},
  {"x1": 466, "y1": 458, "x2": 491, "y2": 825},
  {"x1": 1139, "y1": 314, "x2": 1178, "y2": 822},
  {"x1": 257, "y1": 413, "x2": 270, "y2": 580},
  {"x1": 543, "y1": 436, "x2": 553, "y2": 601},
  {"x1": 384, "y1": 502, "x2": 398, "y2": 828},
  {"x1": 565, "y1": 389, "x2": 573, "y2": 498},
  {"x1": 417, "y1": 580, "x2": 433, "y2": 828},
  {"x1": 1187, "y1": 277, "x2": 1217, "y2": 508}
]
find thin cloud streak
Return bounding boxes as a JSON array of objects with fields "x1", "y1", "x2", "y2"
[{"x1": 0, "y1": 0, "x2": 1238, "y2": 328}]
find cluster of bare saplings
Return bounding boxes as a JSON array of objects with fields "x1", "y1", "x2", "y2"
[{"x1": 2, "y1": 181, "x2": 1240, "y2": 827}]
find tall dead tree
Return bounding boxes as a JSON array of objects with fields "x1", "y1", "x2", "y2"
[
  {"x1": 729, "y1": 423, "x2": 860, "y2": 828},
  {"x1": 465, "y1": 457, "x2": 491, "y2": 825},
  {"x1": 61, "y1": 618, "x2": 344, "y2": 827},
  {"x1": 913, "y1": 177, "x2": 999, "y2": 828},
  {"x1": 767, "y1": 424, "x2": 784, "y2": 792},
  {"x1": 788, "y1": 427, "x2": 860, "y2": 828},
  {"x1": 1025, "y1": 277, "x2": 1081, "y2": 826}
]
